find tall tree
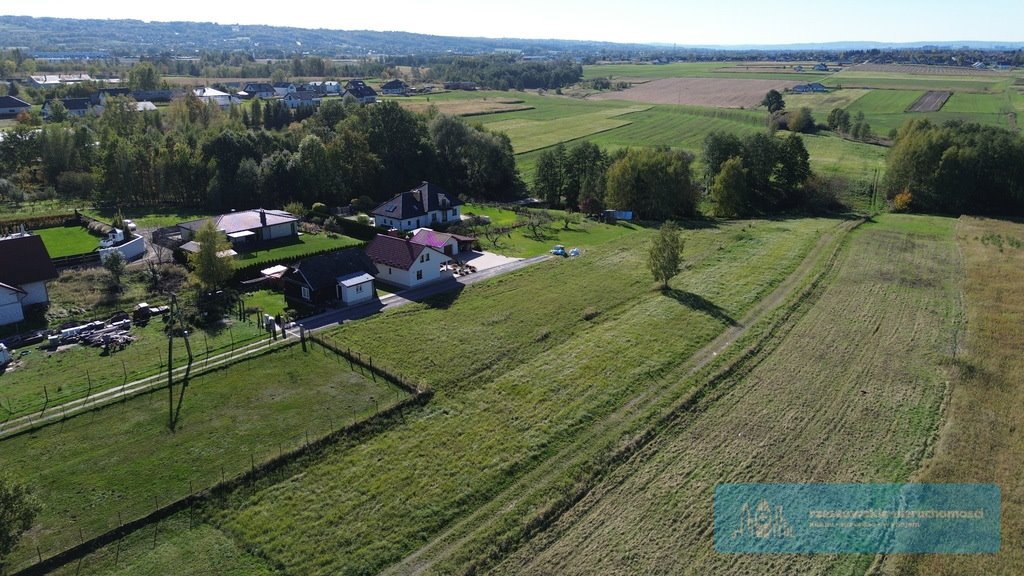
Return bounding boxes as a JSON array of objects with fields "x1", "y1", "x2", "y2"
[
  {"x1": 761, "y1": 89, "x2": 786, "y2": 114},
  {"x1": 189, "y1": 220, "x2": 234, "y2": 292},
  {"x1": 127, "y1": 62, "x2": 161, "y2": 91},
  {"x1": 605, "y1": 148, "x2": 698, "y2": 220},
  {"x1": 710, "y1": 156, "x2": 749, "y2": 218},
  {"x1": 648, "y1": 221, "x2": 684, "y2": 289},
  {"x1": 533, "y1": 143, "x2": 566, "y2": 206}
]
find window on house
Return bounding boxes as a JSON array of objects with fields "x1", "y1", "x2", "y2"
[
  {"x1": 451, "y1": 209, "x2": 456, "y2": 217},
  {"x1": 416, "y1": 270, "x2": 423, "y2": 280},
  {"x1": 301, "y1": 286, "x2": 310, "y2": 301},
  {"x1": 420, "y1": 255, "x2": 424, "y2": 263},
  {"x1": 425, "y1": 252, "x2": 430, "y2": 261},
  {"x1": 356, "y1": 285, "x2": 363, "y2": 293},
  {"x1": 432, "y1": 213, "x2": 438, "y2": 222}
]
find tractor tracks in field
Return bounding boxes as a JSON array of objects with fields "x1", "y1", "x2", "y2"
[{"x1": 385, "y1": 217, "x2": 865, "y2": 576}]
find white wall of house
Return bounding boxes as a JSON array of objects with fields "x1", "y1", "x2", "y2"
[
  {"x1": 339, "y1": 280, "x2": 374, "y2": 305},
  {"x1": 0, "y1": 288, "x2": 24, "y2": 325},
  {"x1": 375, "y1": 207, "x2": 461, "y2": 232},
  {"x1": 20, "y1": 281, "x2": 49, "y2": 306},
  {"x1": 264, "y1": 222, "x2": 297, "y2": 240},
  {"x1": 375, "y1": 248, "x2": 449, "y2": 288}
]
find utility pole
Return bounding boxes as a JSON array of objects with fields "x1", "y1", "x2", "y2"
[{"x1": 167, "y1": 292, "x2": 177, "y2": 432}]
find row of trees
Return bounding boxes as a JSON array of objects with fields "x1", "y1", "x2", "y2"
[
  {"x1": 427, "y1": 56, "x2": 583, "y2": 90},
  {"x1": 0, "y1": 96, "x2": 523, "y2": 211},
  {"x1": 884, "y1": 119, "x2": 1024, "y2": 215}
]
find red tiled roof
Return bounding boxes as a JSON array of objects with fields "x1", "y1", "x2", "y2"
[
  {"x1": 409, "y1": 229, "x2": 454, "y2": 248},
  {"x1": 365, "y1": 234, "x2": 448, "y2": 271},
  {"x1": 0, "y1": 234, "x2": 58, "y2": 286}
]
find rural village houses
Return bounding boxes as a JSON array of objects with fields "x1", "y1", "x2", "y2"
[
  {"x1": 0, "y1": 234, "x2": 59, "y2": 326},
  {"x1": 372, "y1": 181, "x2": 464, "y2": 232}
]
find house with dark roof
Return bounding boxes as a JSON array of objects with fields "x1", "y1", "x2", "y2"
[
  {"x1": 380, "y1": 79, "x2": 409, "y2": 96},
  {"x1": 273, "y1": 82, "x2": 297, "y2": 97},
  {"x1": 177, "y1": 209, "x2": 299, "y2": 250},
  {"x1": 371, "y1": 182, "x2": 463, "y2": 232},
  {"x1": 283, "y1": 247, "x2": 378, "y2": 307},
  {"x1": 91, "y1": 87, "x2": 132, "y2": 106},
  {"x1": 366, "y1": 234, "x2": 451, "y2": 289},
  {"x1": 792, "y1": 83, "x2": 828, "y2": 93},
  {"x1": 0, "y1": 95, "x2": 31, "y2": 119},
  {"x1": 43, "y1": 97, "x2": 93, "y2": 119},
  {"x1": 283, "y1": 91, "x2": 322, "y2": 109},
  {"x1": 241, "y1": 82, "x2": 276, "y2": 99},
  {"x1": 0, "y1": 234, "x2": 59, "y2": 326},
  {"x1": 343, "y1": 79, "x2": 377, "y2": 104}
]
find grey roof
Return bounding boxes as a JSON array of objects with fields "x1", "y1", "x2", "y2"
[
  {"x1": 178, "y1": 209, "x2": 297, "y2": 235},
  {"x1": 371, "y1": 182, "x2": 463, "y2": 220}
]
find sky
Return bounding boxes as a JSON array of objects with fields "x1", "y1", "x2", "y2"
[{"x1": 6, "y1": 0, "x2": 1023, "y2": 46}]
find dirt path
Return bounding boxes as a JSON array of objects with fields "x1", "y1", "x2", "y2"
[{"x1": 384, "y1": 217, "x2": 863, "y2": 575}]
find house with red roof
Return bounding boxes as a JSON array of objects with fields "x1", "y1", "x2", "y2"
[
  {"x1": 365, "y1": 233, "x2": 451, "y2": 289},
  {"x1": 0, "y1": 233, "x2": 59, "y2": 326}
]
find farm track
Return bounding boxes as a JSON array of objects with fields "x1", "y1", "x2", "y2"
[
  {"x1": 496, "y1": 217, "x2": 961, "y2": 574},
  {"x1": 907, "y1": 91, "x2": 951, "y2": 113},
  {"x1": 385, "y1": 218, "x2": 861, "y2": 575}
]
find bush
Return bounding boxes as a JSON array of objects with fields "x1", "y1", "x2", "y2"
[
  {"x1": 311, "y1": 202, "x2": 328, "y2": 216},
  {"x1": 892, "y1": 189, "x2": 913, "y2": 212}
]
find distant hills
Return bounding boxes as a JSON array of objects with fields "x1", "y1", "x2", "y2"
[{"x1": 0, "y1": 15, "x2": 1021, "y2": 58}]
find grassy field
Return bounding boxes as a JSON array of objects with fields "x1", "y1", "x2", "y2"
[
  {"x1": 233, "y1": 232, "x2": 363, "y2": 267},
  {"x1": 497, "y1": 214, "x2": 963, "y2": 574},
  {"x1": 824, "y1": 70, "x2": 1008, "y2": 92},
  {"x1": 197, "y1": 217, "x2": 837, "y2": 575},
  {"x1": 82, "y1": 207, "x2": 216, "y2": 229},
  {"x1": 783, "y1": 88, "x2": 870, "y2": 116},
  {"x1": 483, "y1": 106, "x2": 649, "y2": 153},
  {"x1": 881, "y1": 216, "x2": 1024, "y2": 575},
  {"x1": 54, "y1": 216, "x2": 843, "y2": 575},
  {"x1": 31, "y1": 225, "x2": 98, "y2": 257},
  {"x1": 0, "y1": 314, "x2": 266, "y2": 419},
  {"x1": 1, "y1": 343, "x2": 404, "y2": 572}
]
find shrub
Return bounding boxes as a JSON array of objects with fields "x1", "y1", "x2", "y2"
[{"x1": 892, "y1": 189, "x2": 913, "y2": 212}]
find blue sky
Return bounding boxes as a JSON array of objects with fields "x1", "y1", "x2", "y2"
[{"x1": 6, "y1": 0, "x2": 1023, "y2": 45}]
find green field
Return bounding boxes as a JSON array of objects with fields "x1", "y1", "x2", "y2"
[
  {"x1": 483, "y1": 106, "x2": 649, "y2": 154},
  {"x1": 82, "y1": 207, "x2": 216, "y2": 229},
  {"x1": 783, "y1": 88, "x2": 871, "y2": 116},
  {"x1": 32, "y1": 225, "x2": 98, "y2": 257},
  {"x1": 0, "y1": 316, "x2": 266, "y2": 419},
  {"x1": 1, "y1": 344, "x2": 405, "y2": 572},
  {"x1": 497, "y1": 215, "x2": 962, "y2": 574},
  {"x1": 824, "y1": 70, "x2": 1008, "y2": 92}
]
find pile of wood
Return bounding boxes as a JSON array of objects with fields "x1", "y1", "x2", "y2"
[{"x1": 58, "y1": 317, "x2": 135, "y2": 351}]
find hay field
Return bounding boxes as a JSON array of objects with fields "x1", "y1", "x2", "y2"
[{"x1": 496, "y1": 215, "x2": 963, "y2": 575}]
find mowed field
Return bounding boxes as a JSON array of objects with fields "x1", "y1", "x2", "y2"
[
  {"x1": 52, "y1": 217, "x2": 844, "y2": 575},
  {"x1": 396, "y1": 96, "x2": 534, "y2": 117},
  {"x1": 496, "y1": 215, "x2": 963, "y2": 574},
  {"x1": 583, "y1": 62, "x2": 831, "y2": 82},
  {"x1": 484, "y1": 105, "x2": 650, "y2": 153},
  {"x1": 587, "y1": 77, "x2": 802, "y2": 108}
]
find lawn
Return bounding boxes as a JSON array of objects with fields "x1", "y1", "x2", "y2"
[
  {"x1": 1, "y1": 343, "x2": 406, "y2": 573},
  {"x1": 498, "y1": 215, "x2": 963, "y2": 574},
  {"x1": 0, "y1": 311, "x2": 266, "y2": 420},
  {"x1": 233, "y1": 232, "x2": 363, "y2": 267},
  {"x1": 238, "y1": 288, "x2": 287, "y2": 318},
  {"x1": 32, "y1": 225, "x2": 98, "y2": 257}
]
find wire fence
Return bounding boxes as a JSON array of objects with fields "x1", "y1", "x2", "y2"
[{"x1": 8, "y1": 336, "x2": 430, "y2": 576}]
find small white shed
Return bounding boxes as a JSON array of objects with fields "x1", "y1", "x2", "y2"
[{"x1": 337, "y1": 272, "x2": 375, "y2": 305}]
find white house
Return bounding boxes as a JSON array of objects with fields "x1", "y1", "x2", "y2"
[
  {"x1": 365, "y1": 234, "x2": 451, "y2": 289},
  {"x1": 371, "y1": 181, "x2": 464, "y2": 232},
  {"x1": 240, "y1": 82, "x2": 276, "y2": 99},
  {"x1": 0, "y1": 233, "x2": 59, "y2": 326},
  {"x1": 282, "y1": 91, "x2": 322, "y2": 109},
  {"x1": 193, "y1": 87, "x2": 241, "y2": 108},
  {"x1": 273, "y1": 82, "x2": 297, "y2": 96}
]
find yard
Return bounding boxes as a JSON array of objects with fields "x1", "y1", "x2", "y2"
[
  {"x1": 32, "y1": 224, "x2": 98, "y2": 257},
  {"x1": 0, "y1": 343, "x2": 408, "y2": 573}
]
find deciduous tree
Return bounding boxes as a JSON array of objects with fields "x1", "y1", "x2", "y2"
[
  {"x1": 648, "y1": 221, "x2": 683, "y2": 289},
  {"x1": 0, "y1": 474, "x2": 40, "y2": 573}
]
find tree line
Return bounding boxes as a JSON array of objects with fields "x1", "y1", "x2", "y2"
[
  {"x1": 426, "y1": 56, "x2": 583, "y2": 90},
  {"x1": 0, "y1": 97, "x2": 523, "y2": 211}
]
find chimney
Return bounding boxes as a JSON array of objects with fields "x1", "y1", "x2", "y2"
[{"x1": 259, "y1": 209, "x2": 267, "y2": 227}]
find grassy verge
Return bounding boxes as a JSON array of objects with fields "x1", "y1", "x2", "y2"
[
  {"x1": 496, "y1": 214, "x2": 962, "y2": 574},
  {"x1": 0, "y1": 343, "x2": 406, "y2": 573},
  {"x1": 881, "y1": 216, "x2": 1024, "y2": 575}
]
